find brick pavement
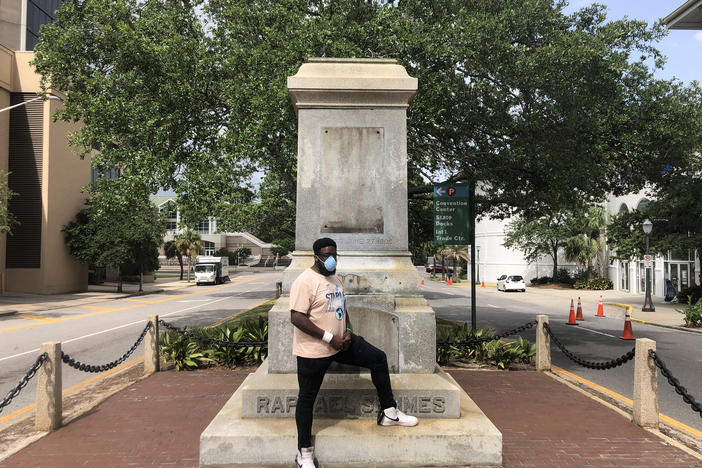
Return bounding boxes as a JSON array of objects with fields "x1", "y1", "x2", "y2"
[{"x1": 1, "y1": 366, "x2": 700, "y2": 467}]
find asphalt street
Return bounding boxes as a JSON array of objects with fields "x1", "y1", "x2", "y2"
[
  {"x1": 0, "y1": 271, "x2": 281, "y2": 430},
  {"x1": 420, "y1": 275, "x2": 702, "y2": 434}
]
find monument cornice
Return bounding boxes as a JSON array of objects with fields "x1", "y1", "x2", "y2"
[{"x1": 287, "y1": 57, "x2": 418, "y2": 110}]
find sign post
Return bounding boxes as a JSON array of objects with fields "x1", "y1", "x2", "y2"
[{"x1": 434, "y1": 184, "x2": 476, "y2": 329}]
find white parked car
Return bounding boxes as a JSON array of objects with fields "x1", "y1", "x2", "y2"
[{"x1": 497, "y1": 275, "x2": 526, "y2": 292}]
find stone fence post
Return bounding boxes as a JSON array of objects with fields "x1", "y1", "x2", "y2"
[
  {"x1": 35, "y1": 341, "x2": 62, "y2": 431},
  {"x1": 144, "y1": 315, "x2": 160, "y2": 375},
  {"x1": 633, "y1": 338, "x2": 658, "y2": 428},
  {"x1": 535, "y1": 315, "x2": 550, "y2": 371}
]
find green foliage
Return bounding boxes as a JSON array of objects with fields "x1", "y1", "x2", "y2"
[
  {"x1": 676, "y1": 296, "x2": 702, "y2": 328},
  {"x1": 678, "y1": 285, "x2": 702, "y2": 304},
  {"x1": 214, "y1": 247, "x2": 238, "y2": 265},
  {"x1": 503, "y1": 213, "x2": 572, "y2": 277},
  {"x1": 573, "y1": 277, "x2": 614, "y2": 290},
  {"x1": 270, "y1": 245, "x2": 289, "y2": 257},
  {"x1": 62, "y1": 182, "x2": 166, "y2": 287},
  {"x1": 31, "y1": 0, "x2": 702, "y2": 253},
  {"x1": 0, "y1": 170, "x2": 18, "y2": 235},
  {"x1": 175, "y1": 230, "x2": 203, "y2": 282},
  {"x1": 160, "y1": 330, "x2": 216, "y2": 371},
  {"x1": 435, "y1": 319, "x2": 534, "y2": 369},
  {"x1": 555, "y1": 269, "x2": 574, "y2": 285},
  {"x1": 530, "y1": 276, "x2": 552, "y2": 285},
  {"x1": 160, "y1": 317, "x2": 269, "y2": 370}
]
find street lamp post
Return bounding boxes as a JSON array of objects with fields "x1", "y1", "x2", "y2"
[
  {"x1": 0, "y1": 95, "x2": 62, "y2": 114},
  {"x1": 475, "y1": 245, "x2": 480, "y2": 285},
  {"x1": 642, "y1": 219, "x2": 655, "y2": 312}
]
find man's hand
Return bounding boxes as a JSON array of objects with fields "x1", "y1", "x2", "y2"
[
  {"x1": 341, "y1": 331, "x2": 351, "y2": 351},
  {"x1": 329, "y1": 332, "x2": 351, "y2": 352}
]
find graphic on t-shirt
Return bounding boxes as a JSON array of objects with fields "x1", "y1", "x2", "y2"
[{"x1": 325, "y1": 286, "x2": 346, "y2": 320}]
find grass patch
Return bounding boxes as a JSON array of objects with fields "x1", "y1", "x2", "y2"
[{"x1": 208, "y1": 297, "x2": 276, "y2": 329}]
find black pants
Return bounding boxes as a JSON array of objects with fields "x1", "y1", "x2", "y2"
[{"x1": 295, "y1": 334, "x2": 396, "y2": 450}]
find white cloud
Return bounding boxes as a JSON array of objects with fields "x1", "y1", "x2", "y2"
[{"x1": 695, "y1": 31, "x2": 702, "y2": 43}]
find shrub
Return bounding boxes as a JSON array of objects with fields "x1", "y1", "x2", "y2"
[
  {"x1": 678, "y1": 285, "x2": 702, "y2": 304},
  {"x1": 676, "y1": 296, "x2": 702, "y2": 328},
  {"x1": 160, "y1": 330, "x2": 216, "y2": 371},
  {"x1": 556, "y1": 268, "x2": 574, "y2": 285},
  {"x1": 530, "y1": 276, "x2": 551, "y2": 285},
  {"x1": 574, "y1": 277, "x2": 613, "y2": 290}
]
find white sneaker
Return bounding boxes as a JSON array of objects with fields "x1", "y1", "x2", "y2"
[
  {"x1": 295, "y1": 446, "x2": 315, "y2": 468},
  {"x1": 377, "y1": 406, "x2": 418, "y2": 426}
]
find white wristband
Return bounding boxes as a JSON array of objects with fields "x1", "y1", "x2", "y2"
[{"x1": 322, "y1": 331, "x2": 333, "y2": 343}]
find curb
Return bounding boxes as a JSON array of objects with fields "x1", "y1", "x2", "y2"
[
  {"x1": 605, "y1": 302, "x2": 702, "y2": 334},
  {"x1": 0, "y1": 310, "x2": 17, "y2": 317}
]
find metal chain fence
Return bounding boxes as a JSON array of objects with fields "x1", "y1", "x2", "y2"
[
  {"x1": 0, "y1": 352, "x2": 49, "y2": 414},
  {"x1": 62, "y1": 322, "x2": 152, "y2": 373},
  {"x1": 544, "y1": 323, "x2": 635, "y2": 370},
  {"x1": 159, "y1": 319, "x2": 268, "y2": 348},
  {"x1": 650, "y1": 350, "x2": 702, "y2": 418},
  {"x1": 436, "y1": 320, "x2": 537, "y2": 347}
]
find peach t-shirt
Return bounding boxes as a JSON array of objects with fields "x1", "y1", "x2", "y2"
[{"x1": 289, "y1": 268, "x2": 346, "y2": 358}]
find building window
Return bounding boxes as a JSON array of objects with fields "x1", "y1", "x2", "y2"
[
  {"x1": 159, "y1": 201, "x2": 177, "y2": 232},
  {"x1": 203, "y1": 241, "x2": 215, "y2": 256},
  {"x1": 197, "y1": 219, "x2": 210, "y2": 234},
  {"x1": 636, "y1": 199, "x2": 649, "y2": 211},
  {"x1": 26, "y1": 0, "x2": 65, "y2": 50}
]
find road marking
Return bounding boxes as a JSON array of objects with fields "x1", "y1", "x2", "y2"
[
  {"x1": 0, "y1": 294, "x2": 241, "y2": 363},
  {"x1": 576, "y1": 327, "x2": 617, "y2": 338},
  {"x1": 0, "y1": 294, "x2": 273, "y2": 427},
  {"x1": 18, "y1": 314, "x2": 58, "y2": 323},
  {"x1": 123, "y1": 298, "x2": 157, "y2": 304},
  {"x1": 552, "y1": 365, "x2": 702, "y2": 440},
  {"x1": 487, "y1": 304, "x2": 499, "y2": 308},
  {"x1": 0, "y1": 275, "x2": 262, "y2": 334}
]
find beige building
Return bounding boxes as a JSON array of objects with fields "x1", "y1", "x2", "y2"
[
  {"x1": 1, "y1": 1, "x2": 91, "y2": 293},
  {"x1": 152, "y1": 196, "x2": 278, "y2": 265}
]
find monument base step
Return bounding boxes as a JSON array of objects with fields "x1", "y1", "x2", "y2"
[
  {"x1": 242, "y1": 360, "x2": 460, "y2": 419},
  {"x1": 200, "y1": 370, "x2": 502, "y2": 467}
]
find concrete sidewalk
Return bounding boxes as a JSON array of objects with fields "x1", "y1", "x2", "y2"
[{"x1": 0, "y1": 364, "x2": 700, "y2": 467}]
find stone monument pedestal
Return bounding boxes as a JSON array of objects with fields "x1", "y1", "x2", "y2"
[
  {"x1": 200, "y1": 363, "x2": 501, "y2": 467},
  {"x1": 199, "y1": 58, "x2": 502, "y2": 467}
]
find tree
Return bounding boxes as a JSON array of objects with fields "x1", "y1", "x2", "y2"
[
  {"x1": 63, "y1": 181, "x2": 166, "y2": 292},
  {"x1": 164, "y1": 240, "x2": 184, "y2": 280},
  {"x1": 440, "y1": 245, "x2": 470, "y2": 280},
  {"x1": 503, "y1": 212, "x2": 573, "y2": 279},
  {"x1": 175, "y1": 230, "x2": 203, "y2": 282},
  {"x1": 564, "y1": 206, "x2": 608, "y2": 279},
  {"x1": 33, "y1": 0, "x2": 702, "y2": 247},
  {"x1": 0, "y1": 170, "x2": 18, "y2": 235}
]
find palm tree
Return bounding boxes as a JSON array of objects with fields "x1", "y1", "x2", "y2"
[
  {"x1": 164, "y1": 240, "x2": 184, "y2": 280},
  {"x1": 565, "y1": 206, "x2": 607, "y2": 279},
  {"x1": 175, "y1": 230, "x2": 204, "y2": 282},
  {"x1": 441, "y1": 245, "x2": 470, "y2": 281}
]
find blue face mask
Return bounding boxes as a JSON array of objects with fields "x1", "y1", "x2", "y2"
[
  {"x1": 316, "y1": 255, "x2": 337, "y2": 274},
  {"x1": 323, "y1": 256, "x2": 337, "y2": 272}
]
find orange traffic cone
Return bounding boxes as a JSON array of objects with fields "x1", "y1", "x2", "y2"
[
  {"x1": 575, "y1": 297, "x2": 584, "y2": 321},
  {"x1": 566, "y1": 298, "x2": 578, "y2": 325},
  {"x1": 481, "y1": 281, "x2": 485, "y2": 287},
  {"x1": 447, "y1": 279, "x2": 453, "y2": 285},
  {"x1": 421, "y1": 279, "x2": 424, "y2": 285},
  {"x1": 620, "y1": 307, "x2": 635, "y2": 340},
  {"x1": 595, "y1": 295, "x2": 605, "y2": 317}
]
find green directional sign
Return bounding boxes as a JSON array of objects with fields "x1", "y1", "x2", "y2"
[{"x1": 433, "y1": 184, "x2": 470, "y2": 245}]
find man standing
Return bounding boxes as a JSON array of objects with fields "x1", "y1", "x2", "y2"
[{"x1": 290, "y1": 237, "x2": 418, "y2": 468}]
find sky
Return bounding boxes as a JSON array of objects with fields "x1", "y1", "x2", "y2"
[{"x1": 563, "y1": 0, "x2": 701, "y2": 86}]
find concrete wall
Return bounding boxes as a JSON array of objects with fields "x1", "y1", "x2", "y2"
[
  {"x1": 2, "y1": 50, "x2": 90, "y2": 293},
  {"x1": 0, "y1": 44, "x2": 11, "y2": 285}
]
